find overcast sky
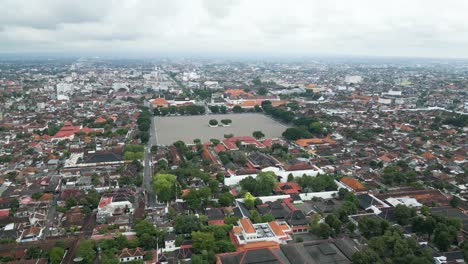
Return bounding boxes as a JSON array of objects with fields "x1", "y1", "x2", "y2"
[{"x1": 1, "y1": 0, "x2": 468, "y2": 58}]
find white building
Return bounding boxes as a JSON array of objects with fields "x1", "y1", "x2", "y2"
[
  {"x1": 224, "y1": 165, "x2": 324, "y2": 186},
  {"x1": 378, "y1": 98, "x2": 392, "y2": 105},
  {"x1": 233, "y1": 218, "x2": 292, "y2": 246},
  {"x1": 56, "y1": 83, "x2": 74, "y2": 95},
  {"x1": 118, "y1": 247, "x2": 145, "y2": 262},
  {"x1": 204, "y1": 81, "x2": 220, "y2": 89},
  {"x1": 386, "y1": 197, "x2": 422, "y2": 208},
  {"x1": 344, "y1": 75, "x2": 362, "y2": 84},
  {"x1": 97, "y1": 195, "x2": 134, "y2": 224}
]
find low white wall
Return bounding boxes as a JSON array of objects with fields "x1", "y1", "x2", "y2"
[{"x1": 224, "y1": 166, "x2": 326, "y2": 186}]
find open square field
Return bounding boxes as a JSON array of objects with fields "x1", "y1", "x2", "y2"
[{"x1": 153, "y1": 113, "x2": 290, "y2": 145}]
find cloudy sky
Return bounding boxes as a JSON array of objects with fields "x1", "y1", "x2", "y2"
[{"x1": 1, "y1": 0, "x2": 468, "y2": 58}]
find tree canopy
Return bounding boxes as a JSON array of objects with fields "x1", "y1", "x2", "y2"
[{"x1": 152, "y1": 173, "x2": 176, "y2": 202}]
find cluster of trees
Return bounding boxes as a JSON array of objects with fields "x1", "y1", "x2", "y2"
[
  {"x1": 352, "y1": 210, "x2": 464, "y2": 264},
  {"x1": 209, "y1": 105, "x2": 227, "y2": 114},
  {"x1": 47, "y1": 121, "x2": 64, "y2": 136},
  {"x1": 218, "y1": 191, "x2": 235, "y2": 207},
  {"x1": 280, "y1": 116, "x2": 330, "y2": 141},
  {"x1": 294, "y1": 90, "x2": 323, "y2": 100},
  {"x1": 352, "y1": 227, "x2": 433, "y2": 264},
  {"x1": 136, "y1": 108, "x2": 151, "y2": 143},
  {"x1": 82, "y1": 117, "x2": 115, "y2": 128},
  {"x1": 49, "y1": 243, "x2": 66, "y2": 264},
  {"x1": 184, "y1": 187, "x2": 212, "y2": 210},
  {"x1": 308, "y1": 190, "x2": 359, "y2": 239},
  {"x1": 152, "y1": 173, "x2": 177, "y2": 202},
  {"x1": 292, "y1": 116, "x2": 329, "y2": 136},
  {"x1": 243, "y1": 192, "x2": 263, "y2": 210},
  {"x1": 191, "y1": 225, "x2": 237, "y2": 263},
  {"x1": 443, "y1": 114, "x2": 467, "y2": 127},
  {"x1": 154, "y1": 104, "x2": 205, "y2": 116},
  {"x1": 0, "y1": 155, "x2": 12, "y2": 164},
  {"x1": 232, "y1": 105, "x2": 243, "y2": 113},
  {"x1": 282, "y1": 127, "x2": 313, "y2": 141},
  {"x1": 294, "y1": 174, "x2": 337, "y2": 192},
  {"x1": 57, "y1": 189, "x2": 101, "y2": 214},
  {"x1": 0, "y1": 244, "x2": 64, "y2": 263},
  {"x1": 209, "y1": 119, "x2": 232, "y2": 126},
  {"x1": 310, "y1": 214, "x2": 342, "y2": 239},
  {"x1": 342, "y1": 127, "x2": 384, "y2": 142},
  {"x1": 76, "y1": 240, "x2": 97, "y2": 264},
  {"x1": 93, "y1": 220, "x2": 163, "y2": 263},
  {"x1": 411, "y1": 213, "x2": 462, "y2": 251},
  {"x1": 239, "y1": 171, "x2": 278, "y2": 196},
  {"x1": 192, "y1": 224, "x2": 236, "y2": 262},
  {"x1": 173, "y1": 140, "x2": 201, "y2": 161},
  {"x1": 261, "y1": 101, "x2": 330, "y2": 141},
  {"x1": 382, "y1": 165, "x2": 418, "y2": 186},
  {"x1": 170, "y1": 165, "x2": 214, "y2": 188},
  {"x1": 262, "y1": 101, "x2": 295, "y2": 123},
  {"x1": 217, "y1": 150, "x2": 247, "y2": 166},
  {"x1": 123, "y1": 144, "x2": 144, "y2": 160},
  {"x1": 172, "y1": 214, "x2": 237, "y2": 263}
]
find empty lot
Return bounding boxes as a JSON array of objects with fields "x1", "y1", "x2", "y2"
[{"x1": 153, "y1": 113, "x2": 289, "y2": 145}]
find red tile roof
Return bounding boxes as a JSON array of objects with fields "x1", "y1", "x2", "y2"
[
  {"x1": 283, "y1": 163, "x2": 314, "y2": 171},
  {"x1": 275, "y1": 182, "x2": 302, "y2": 195},
  {"x1": 240, "y1": 218, "x2": 255, "y2": 234},
  {"x1": 340, "y1": 177, "x2": 366, "y2": 192}
]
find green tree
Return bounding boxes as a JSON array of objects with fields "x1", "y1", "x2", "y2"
[
  {"x1": 450, "y1": 196, "x2": 460, "y2": 208},
  {"x1": 308, "y1": 121, "x2": 323, "y2": 135},
  {"x1": 358, "y1": 216, "x2": 389, "y2": 239},
  {"x1": 26, "y1": 246, "x2": 42, "y2": 259},
  {"x1": 255, "y1": 171, "x2": 278, "y2": 196},
  {"x1": 49, "y1": 247, "x2": 65, "y2": 264},
  {"x1": 219, "y1": 192, "x2": 235, "y2": 207},
  {"x1": 325, "y1": 214, "x2": 342, "y2": 235},
  {"x1": 250, "y1": 210, "x2": 263, "y2": 224},
  {"x1": 209, "y1": 119, "x2": 218, "y2": 126},
  {"x1": 192, "y1": 231, "x2": 216, "y2": 253},
  {"x1": 394, "y1": 204, "x2": 416, "y2": 225},
  {"x1": 240, "y1": 177, "x2": 257, "y2": 194},
  {"x1": 134, "y1": 220, "x2": 164, "y2": 250},
  {"x1": 232, "y1": 105, "x2": 243, "y2": 113},
  {"x1": 220, "y1": 105, "x2": 227, "y2": 114},
  {"x1": 174, "y1": 215, "x2": 201, "y2": 234},
  {"x1": 76, "y1": 240, "x2": 96, "y2": 264},
  {"x1": 216, "y1": 240, "x2": 236, "y2": 253},
  {"x1": 31, "y1": 192, "x2": 42, "y2": 200},
  {"x1": 313, "y1": 223, "x2": 332, "y2": 239},
  {"x1": 257, "y1": 87, "x2": 268, "y2": 95},
  {"x1": 336, "y1": 201, "x2": 357, "y2": 222},
  {"x1": 220, "y1": 119, "x2": 232, "y2": 125},
  {"x1": 243, "y1": 192, "x2": 255, "y2": 210},
  {"x1": 282, "y1": 127, "x2": 309, "y2": 140},
  {"x1": 152, "y1": 173, "x2": 176, "y2": 202},
  {"x1": 352, "y1": 248, "x2": 382, "y2": 264},
  {"x1": 209, "y1": 105, "x2": 220, "y2": 113},
  {"x1": 252, "y1": 131, "x2": 265, "y2": 140},
  {"x1": 261, "y1": 213, "x2": 275, "y2": 222}
]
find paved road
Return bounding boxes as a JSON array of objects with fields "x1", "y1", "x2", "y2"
[
  {"x1": 43, "y1": 193, "x2": 59, "y2": 238},
  {"x1": 144, "y1": 117, "x2": 157, "y2": 208}
]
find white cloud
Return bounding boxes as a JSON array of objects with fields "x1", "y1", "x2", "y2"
[{"x1": 1, "y1": 0, "x2": 468, "y2": 58}]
